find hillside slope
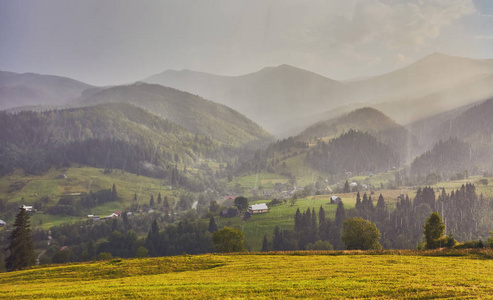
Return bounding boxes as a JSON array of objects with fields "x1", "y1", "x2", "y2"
[
  {"x1": 77, "y1": 83, "x2": 271, "y2": 146},
  {"x1": 0, "y1": 71, "x2": 93, "y2": 110},
  {"x1": 1, "y1": 252, "x2": 492, "y2": 299},
  {"x1": 0, "y1": 103, "x2": 223, "y2": 177},
  {"x1": 300, "y1": 107, "x2": 418, "y2": 163}
]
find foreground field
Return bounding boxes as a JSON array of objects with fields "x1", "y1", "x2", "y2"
[{"x1": 1, "y1": 251, "x2": 493, "y2": 299}]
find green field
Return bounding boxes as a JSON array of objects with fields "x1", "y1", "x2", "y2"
[
  {"x1": 0, "y1": 167, "x2": 180, "y2": 229},
  {"x1": 1, "y1": 250, "x2": 493, "y2": 299}
]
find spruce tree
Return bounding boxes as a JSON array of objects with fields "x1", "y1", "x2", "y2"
[
  {"x1": 157, "y1": 193, "x2": 162, "y2": 204},
  {"x1": 208, "y1": 216, "x2": 218, "y2": 233},
  {"x1": 5, "y1": 206, "x2": 36, "y2": 271},
  {"x1": 261, "y1": 234, "x2": 270, "y2": 252}
]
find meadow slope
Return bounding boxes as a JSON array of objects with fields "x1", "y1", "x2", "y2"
[{"x1": 1, "y1": 251, "x2": 493, "y2": 299}]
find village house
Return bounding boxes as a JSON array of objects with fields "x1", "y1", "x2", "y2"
[
  {"x1": 330, "y1": 195, "x2": 342, "y2": 204},
  {"x1": 0, "y1": 219, "x2": 6, "y2": 226},
  {"x1": 248, "y1": 203, "x2": 269, "y2": 214},
  {"x1": 21, "y1": 205, "x2": 34, "y2": 212}
]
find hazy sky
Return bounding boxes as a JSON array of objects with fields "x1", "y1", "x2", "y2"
[{"x1": 1, "y1": 0, "x2": 493, "y2": 86}]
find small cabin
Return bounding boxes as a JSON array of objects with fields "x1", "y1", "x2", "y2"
[
  {"x1": 249, "y1": 203, "x2": 269, "y2": 214},
  {"x1": 330, "y1": 195, "x2": 342, "y2": 204}
]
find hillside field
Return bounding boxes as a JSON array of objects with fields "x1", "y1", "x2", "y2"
[{"x1": 1, "y1": 251, "x2": 493, "y2": 299}]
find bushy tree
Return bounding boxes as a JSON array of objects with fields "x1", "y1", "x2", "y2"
[
  {"x1": 5, "y1": 207, "x2": 36, "y2": 271},
  {"x1": 341, "y1": 217, "x2": 381, "y2": 250},
  {"x1": 234, "y1": 196, "x2": 249, "y2": 211},
  {"x1": 212, "y1": 227, "x2": 247, "y2": 253},
  {"x1": 423, "y1": 211, "x2": 445, "y2": 249}
]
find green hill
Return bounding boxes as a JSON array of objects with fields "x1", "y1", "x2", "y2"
[
  {"x1": 300, "y1": 107, "x2": 418, "y2": 162},
  {"x1": 77, "y1": 82, "x2": 272, "y2": 146},
  {"x1": 0, "y1": 103, "x2": 226, "y2": 178},
  {"x1": 1, "y1": 251, "x2": 492, "y2": 298}
]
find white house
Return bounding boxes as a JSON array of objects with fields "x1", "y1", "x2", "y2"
[
  {"x1": 0, "y1": 219, "x2": 6, "y2": 226},
  {"x1": 249, "y1": 203, "x2": 269, "y2": 214},
  {"x1": 21, "y1": 205, "x2": 34, "y2": 212}
]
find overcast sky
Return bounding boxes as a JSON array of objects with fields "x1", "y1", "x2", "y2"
[{"x1": 1, "y1": 0, "x2": 493, "y2": 86}]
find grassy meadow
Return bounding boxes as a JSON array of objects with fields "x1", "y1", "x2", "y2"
[{"x1": 1, "y1": 250, "x2": 493, "y2": 299}]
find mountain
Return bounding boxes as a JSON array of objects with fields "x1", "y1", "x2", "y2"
[
  {"x1": 300, "y1": 107, "x2": 418, "y2": 163},
  {"x1": 348, "y1": 53, "x2": 493, "y2": 102},
  {"x1": 0, "y1": 103, "x2": 226, "y2": 180},
  {"x1": 144, "y1": 53, "x2": 493, "y2": 135},
  {"x1": 306, "y1": 129, "x2": 400, "y2": 175},
  {"x1": 144, "y1": 65, "x2": 348, "y2": 135},
  {"x1": 76, "y1": 82, "x2": 271, "y2": 146},
  {"x1": 408, "y1": 98, "x2": 493, "y2": 177},
  {"x1": 0, "y1": 71, "x2": 93, "y2": 110}
]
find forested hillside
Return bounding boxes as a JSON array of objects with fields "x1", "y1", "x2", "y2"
[
  {"x1": 307, "y1": 130, "x2": 400, "y2": 175},
  {"x1": 77, "y1": 83, "x2": 271, "y2": 146},
  {"x1": 301, "y1": 107, "x2": 418, "y2": 162},
  {"x1": 0, "y1": 103, "x2": 228, "y2": 181}
]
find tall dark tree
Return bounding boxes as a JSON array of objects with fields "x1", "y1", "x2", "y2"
[
  {"x1": 145, "y1": 219, "x2": 160, "y2": 256},
  {"x1": 343, "y1": 180, "x2": 350, "y2": 193},
  {"x1": 5, "y1": 207, "x2": 36, "y2": 271},
  {"x1": 261, "y1": 234, "x2": 270, "y2": 252},
  {"x1": 111, "y1": 183, "x2": 117, "y2": 201},
  {"x1": 157, "y1": 193, "x2": 162, "y2": 205},
  {"x1": 208, "y1": 216, "x2": 218, "y2": 233},
  {"x1": 149, "y1": 195, "x2": 155, "y2": 207}
]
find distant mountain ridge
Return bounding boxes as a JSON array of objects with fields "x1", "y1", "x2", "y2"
[
  {"x1": 0, "y1": 71, "x2": 93, "y2": 110},
  {"x1": 144, "y1": 53, "x2": 493, "y2": 134},
  {"x1": 144, "y1": 64, "x2": 348, "y2": 135},
  {"x1": 76, "y1": 82, "x2": 271, "y2": 146}
]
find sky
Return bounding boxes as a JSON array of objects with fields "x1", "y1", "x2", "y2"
[{"x1": 1, "y1": 0, "x2": 493, "y2": 86}]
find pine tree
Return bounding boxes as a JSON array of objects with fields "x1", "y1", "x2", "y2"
[
  {"x1": 133, "y1": 193, "x2": 138, "y2": 202},
  {"x1": 111, "y1": 183, "x2": 117, "y2": 200},
  {"x1": 355, "y1": 192, "x2": 362, "y2": 213},
  {"x1": 343, "y1": 180, "x2": 350, "y2": 193},
  {"x1": 5, "y1": 206, "x2": 36, "y2": 271},
  {"x1": 157, "y1": 193, "x2": 162, "y2": 204},
  {"x1": 261, "y1": 234, "x2": 270, "y2": 252},
  {"x1": 208, "y1": 216, "x2": 218, "y2": 233},
  {"x1": 149, "y1": 195, "x2": 155, "y2": 207}
]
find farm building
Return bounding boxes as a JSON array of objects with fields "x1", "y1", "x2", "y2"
[
  {"x1": 0, "y1": 219, "x2": 5, "y2": 226},
  {"x1": 249, "y1": 203, "x2": 269, "y2": 214},
  {"x1": 330, "y1": 195, "x2": 342, "y2": 204}
]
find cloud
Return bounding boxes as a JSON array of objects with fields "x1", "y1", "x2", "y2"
[
  {"x1": 474, "y1": 35, "x2": 493, "y2": 39},
  {"x1": 321, "y1": 0, "x2": 476, "y2": 50}
]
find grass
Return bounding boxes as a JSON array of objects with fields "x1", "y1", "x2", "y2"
[
  {"x1": 0, "y1": 167, "x2": 180, "y2": 227},
  {"x1": 220, "y1": 194, "x2": 357, "y2": 251},
  {"x1": 1, "y1": 250, "x2": 493, "y2": 299}
]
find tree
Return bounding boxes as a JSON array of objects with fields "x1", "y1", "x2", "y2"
[
  {"x1": 149, "y1": 195, "x2": 155, "y2": 207},
  {"x1": 306, "y1": 240, "x2": 333, "y2": 250},
  {"x1": 423, "y1": 211, "x2": 446, "y2": 249},
  {"x1": 111, "y1": 183, "x2": 117, "y2": 200},
  {"x1": 234, "y1": 196, "x2": 249, "y2": 211},
  {"x1": 5, "y1": 206, "x2": 36, "y2": 271},
  {"x1": 208, "y1": 216, "x2": 218, "y2": 233},
  {"x1": 212, "y1": 227, "x2": 247, "y2": 253},
  {"x1": 261, "y1": 234, "x2": 270, "y2": 252},
  {"x1": 341, "y1": 217, "x2": 381, "y2": 250},
  {"x1": 343, "y1": 180, "x2": 350, "y2": 193}
]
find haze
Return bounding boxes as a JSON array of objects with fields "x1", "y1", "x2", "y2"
[{"x1": 1, "y1": 0, "x2": 493, "y2": 86}]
